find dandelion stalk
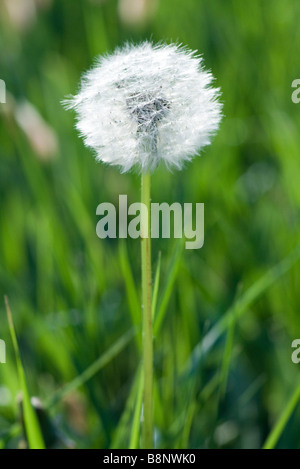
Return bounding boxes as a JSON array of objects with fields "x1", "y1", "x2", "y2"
[
  {"x1": 141, "y1": 170, "x2": 153, "y2": 448},
  {"x1": 65, "y1": 41, "x2": 222, "y2": 451}
]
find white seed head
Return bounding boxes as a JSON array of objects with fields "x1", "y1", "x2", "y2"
[{"x1": 65, "y1": 42, "x2": 223, "y2": 173}]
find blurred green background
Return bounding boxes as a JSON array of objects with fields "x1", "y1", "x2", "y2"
[{"x1": 1, "y1": 0, "x2": 300, "y2": 449}]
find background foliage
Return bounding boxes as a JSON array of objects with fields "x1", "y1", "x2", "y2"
[{"x1": 1, "y1": 0, "x2": 300, "y2": 449}]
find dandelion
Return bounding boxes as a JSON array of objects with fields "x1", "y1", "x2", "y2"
[
  {"x1": 65, "y1": 41, "x2": 222, "y2": 449},
  {"x1": 65, "y1": 41, "x2": 222, "y2": 173}
]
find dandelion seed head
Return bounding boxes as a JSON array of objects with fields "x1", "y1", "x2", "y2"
[{"x1": 66, "y1": 42, "x2": 222, "y2": 172}]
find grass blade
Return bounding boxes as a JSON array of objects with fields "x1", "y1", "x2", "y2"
[
  {"x1": 154, "y1": 239, "x2": 184, "y2": 336},
  {"x1": 119, "y1": 242, "x2": 141, "y2": 348},
  {"x1": 129, "y1": 368, "x2": 143, "y2": 449},
  {"x1": 46, "y1": 327, "x2": 136, "y2": 408},
  {"x1": 4, "y1": 296, "x2": 45, "y2": 449},
  {"x1": 184, "y1": 243, "x2": 300, "y2": 375},
  {"x1": 263, "y1": 380, "x2": 300, "y2": 449},
  {"x1": 152, "y1": 251, "x2": 161, "y2": 319},
  {"x1": 217, "y1": 284, "x2": 242, "y2": 405},
  {"x1": 110, "y1": 366, "x2": 141, "y2": 449}
]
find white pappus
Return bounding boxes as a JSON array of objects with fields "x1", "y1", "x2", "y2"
[{"x1": 65, "y1": 41, "x2": 223, "y2": 173}]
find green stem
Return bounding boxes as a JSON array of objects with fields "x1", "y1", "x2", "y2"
[{"x1": 141, "y1": 171, "x2": 153, "y2": 449}]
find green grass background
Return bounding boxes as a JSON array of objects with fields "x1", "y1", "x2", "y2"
[{"x1": 1, "y1": 0, "x2": 300, "y2": 449}]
